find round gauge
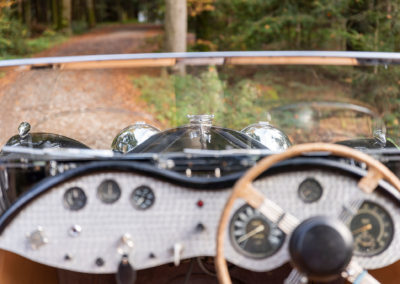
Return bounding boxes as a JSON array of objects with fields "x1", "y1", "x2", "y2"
[
  {"x1": 63, "y1": 187, "x2": 87, "y2": 211},
  {"x1": 348, "y1": 201, "x2": 394, "y2": 256},
  {"x1": 229, "y1": 204, "x2": 285, "y2": 259},
  {"x1": 298, "y1": 178, "x2": 323, "y2": 203},
  {"x1": 97, "y1": 179, "x2": 121, "y2": 204},
  {"x1": 130, "y1": 186, "x2": 155, "y2": 210}
]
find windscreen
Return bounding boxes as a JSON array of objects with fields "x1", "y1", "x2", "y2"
[{"x1": 0, "y1": 59, "x2": 399, "y2": 150}]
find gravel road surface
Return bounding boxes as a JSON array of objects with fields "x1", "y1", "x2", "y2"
[{"x1": 0, "y1": 24, "x2": 163, "y2": 148}]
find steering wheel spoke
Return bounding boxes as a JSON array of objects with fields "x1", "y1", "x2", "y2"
[
  {"x1": 358, "y1": 167, "x2": 384, "y2": 194},
  {"x1": 258, "y1": 197, "x2": 299, "y2": 234},
  {"x1": 344, "y1": 260, "x2": 380, "y2": 284},
  {"x1": 239, "y1": 184, "x2": 300, "y2": 234},
  {"x1": 284, "y1": 261, "x2": 381, "y2": 284},
  {"x1": 284, "y1": 269, "x2": 307, "y2": 284}
]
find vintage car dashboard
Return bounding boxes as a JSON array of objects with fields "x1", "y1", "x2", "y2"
[{"x1": 0, "y1": 156, "x2": 399, "y2": 279}]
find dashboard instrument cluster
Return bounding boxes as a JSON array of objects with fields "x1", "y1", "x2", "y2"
[{"x1": 0, "y1": 167, "x2": 398, "y2": 275}]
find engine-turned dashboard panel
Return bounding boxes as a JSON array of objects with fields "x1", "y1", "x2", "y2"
[
  {"x1": 0, "y1": 168, "x2": 399, "y2": 274},
  {"x1": 0, "y1": 172, "x2": 231, "y2": 273}
]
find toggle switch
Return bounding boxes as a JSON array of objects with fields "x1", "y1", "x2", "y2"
[
  {"x1": 116, "y1": 255, "x2": 136, "y2": 284},
  {"x1": 173, "y1": 243, "x2": 184, "y2": 266}
]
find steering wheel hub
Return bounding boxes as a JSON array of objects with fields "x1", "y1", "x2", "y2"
[{"x1": 289, "y1": 216, "x2": 353, "y2": 282}]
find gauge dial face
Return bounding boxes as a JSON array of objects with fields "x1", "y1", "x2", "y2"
[
  {"x1": 97, "y1": 179, "x2": 121, "y2": 204},
  {"x1": 130, "y1": 186, "x2": 155, "y2": 210},
  {"x1": 349, "y1": 201, "x2": 394, "y2": 257},
  {"x1": 298, "y1": 178, "x2": 323, "y2": 203},
  {"x1": 63, "y1": 187, "x2": 87, "y2": 211},
  {"x1": 229, "y1": 204, "x2": 285, "y2": 259}
]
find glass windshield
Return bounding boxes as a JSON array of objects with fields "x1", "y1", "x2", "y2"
[{"x1": 0, "y1": 54, "x2": 399, "y2": 153}]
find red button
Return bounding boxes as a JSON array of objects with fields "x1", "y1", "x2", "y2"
[{"x1": 196, "y1": 200, "x2": 204, "y2": 208}]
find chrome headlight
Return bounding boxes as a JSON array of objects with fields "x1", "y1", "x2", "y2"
[
  {"x1": 111, "y1": 122, "x2": 160, "y2": 153},
  {"x1": 241, "y1": 121, "x2": 292, "y2": 151}
]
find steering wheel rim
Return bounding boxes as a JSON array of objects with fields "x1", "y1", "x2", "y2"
[{"x1": 215, "y1": 143, "x2": 400, "y2": 284}]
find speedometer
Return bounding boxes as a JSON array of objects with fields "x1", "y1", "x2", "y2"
[
  {"x1": 229, "y1": 204, "x2": 285, "y2": 259},
  {"x1": 348, "y1": 201, "x2": 394, "y2": 256}
]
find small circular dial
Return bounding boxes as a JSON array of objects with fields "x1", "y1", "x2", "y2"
[
  {"x1": 63, "y1": 187, "x2": 87, "y2": 211},
  {"x1": 130, "y1": 186, "x2": 155, "y2": 210},
  {"x1": 298, "y1": 178, "x2": 323, "y2": 203},
  {"x1": 229, "y1": 204, "x2": 285, "y2": 259},
  {"x1": 97, "y1": 179, "x2": 121, "y2": 204},
  {"x1": 349, "y1": 201, "x2": 394, "y2": 256}
]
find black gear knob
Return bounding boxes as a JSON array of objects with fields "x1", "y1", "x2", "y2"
[{"x1": 289, "y1": 216, "x2": 353, "y2": 282}]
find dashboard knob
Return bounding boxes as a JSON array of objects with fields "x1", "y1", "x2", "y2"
[
  {"x1": 27, "y1": 226, "x2": 48, "y2": 250},
  {"x1": 117, "y1": 233, "x2": 134, "y2": 255},
  {"x1": 289, "y1": 216, "x2": 353, "y2": 282}
]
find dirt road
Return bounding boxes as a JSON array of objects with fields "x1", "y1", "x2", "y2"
[{"x1": 0, "y1": 24, "x2": 163, "y2": 148}]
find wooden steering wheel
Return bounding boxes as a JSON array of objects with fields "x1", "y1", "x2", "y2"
[{"x1": 215, "y1": 143, "x2": 400, "y2": 284}]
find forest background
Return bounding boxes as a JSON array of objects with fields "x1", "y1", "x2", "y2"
[
  {"x1": 1, "y1": 0, "x2": 398, "y2": 56},
  {"x1": 0, "y1": 0, "x2": 399, "y2": 143}
]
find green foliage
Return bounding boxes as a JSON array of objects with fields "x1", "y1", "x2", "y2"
[
  {"x1": 133, "y1": 67, "x2": 281, "y2": 130},
  {"x1": 133, "y1": 72, "x2": 177, "y2": 126},
  {"x1": 133, "y1": 67, "x2": 225, "y2": 127},
  {"x1": 26, "y1": 30, "x2": 67, "y2": 54},
  {"x1": 349, "y1": 66, "x2": 400, "y2": 143},
  {"x1": 189, "y1": 0, "x2": 400, "y2": 52},
  {"x1": 0, "y1": 5, "x2": 67, "y2": 58},
  {"x1": 133, "y1": 65, "x2": 400, "y2": 144},
  {"x1": 71, "y1": 21, "x2": 90, "y2": 34},
  {"x1": 174, "y1": 66, "x2": 225, "y2": 124},
  {"x1": 0, "y1": 7, "x2": 29, "y2": 56}
]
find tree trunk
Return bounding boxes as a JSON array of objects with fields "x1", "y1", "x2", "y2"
[
  {"x1": 131, "y1": 0, "x2": 139, "y2": 20},
  {"x1": 23, "y1": 0, "x2": 32, "y2": 35},
  {"x1": 164, "y1": 0, "x2": 187, "y2": 53},
  {"x1": 115, "y1": 0, "x2": 123, "y2": 22},
  {"x1": 17, "y1": 0, "x2": 23, "y2": 22},
  {"x1": 52, "y1": 0, "x2": 59, "y2": 29},
  {"x1": 61, "y1": 0, "x2": 72, "y2": 34},
  {"x1": 85, "y1": 0, "x2": 96, "y2": 28},
  {"x1": 46, "y1": 0, "x2": 52, "y2": 24}
]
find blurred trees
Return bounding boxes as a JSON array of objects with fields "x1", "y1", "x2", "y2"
[
  {"x1": 1, "y1": 0, "x2": 153, "y2": 38},
  {"x1": 0, "y1": 0, "x2": 160, "y2": 56},
  {"x1": 189, "y1": 0, "x2": 400, "y2": 52},
  {"x1": 1, "y1": 0, "x2": 399, "y2": 53}
]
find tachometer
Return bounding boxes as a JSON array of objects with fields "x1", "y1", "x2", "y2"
[
  {"x1": 348, "y1": 201, "x2": 394, "y2": 256},
  {"x1": 229, "y1": 204, "x2": 285, "y2": 259}
]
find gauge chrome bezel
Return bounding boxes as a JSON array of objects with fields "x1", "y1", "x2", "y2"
[
  {"x1": 229, "y1": 204, "x2": 285, "y2": 259},
  {"x1": 349, "y1": 194, "x2": 400, "y2": 269},
  {"x1": 63, "y1": 186, "x2": 87, "y2": 211},
  {"x1": 348, "y1": 200, "x2": 394, "y2": 257},
  {"x1": 130, "y1": 185, "x2": 155, "y2": 210},
  {"x1": 96, "y1": 179, "x2": 121, "y2": 204},
  {"x1": 297, "y1": 177, "x2": 323, "y2": 204}
]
